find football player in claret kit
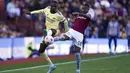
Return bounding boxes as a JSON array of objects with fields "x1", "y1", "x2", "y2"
[
  {"x1": 27, "y1": 0, "x2": 68, "y2": 73},
  {"x1": 54, "y1": 3, "x2": 95, "y2": 73}
]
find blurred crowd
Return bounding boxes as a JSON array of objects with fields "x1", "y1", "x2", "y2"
[
  {"x1": 0, "y1": 0, "x2": 130, "y2": 38},
  {"x1": 0, "y1": 21, "x2": 23, "y2": 38}
]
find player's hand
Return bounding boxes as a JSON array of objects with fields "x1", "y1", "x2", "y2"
[
  {"x1": 26, "y1": 12, "x2": 31, "y2": 15},
  {"x1": 24, "y1": 10, "x2": 31, "y2": 19},
  {"x1": 24, "y1": 10, "x2": 31, "y2": 15},
  {"x1": 72, "y1": 12, "x2": 79, "y2": 16}
]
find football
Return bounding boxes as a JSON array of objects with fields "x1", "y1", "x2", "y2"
[{"x1": 45, "y1": 36, "x2": 54, "y2": 44}]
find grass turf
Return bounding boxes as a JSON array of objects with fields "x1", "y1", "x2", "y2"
[{"x1": 0, "y1": 53, "x2": 130, "y2": 73}]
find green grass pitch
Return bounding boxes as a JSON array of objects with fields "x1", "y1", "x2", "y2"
[{"x1": 0, "y1": 53, "x2": 130, "y2": 73}]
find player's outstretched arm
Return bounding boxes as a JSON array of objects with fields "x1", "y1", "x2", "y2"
[
  {"x1": 24, "y1": 9, "x2": 44, "y2": 15},
  {"x1": 73, "y1": 12, "x2": 91, "y2": 19},
  {"x1": 79, "y1": 13, "x2": 91, "y2": 19},
  {"x1": 30, "y1": 9, "x2": 44, "y2": 14}
]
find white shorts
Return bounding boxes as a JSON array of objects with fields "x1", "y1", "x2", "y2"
[{"x1": 65, "y1": 28, "x2": 83, "y2": 49}]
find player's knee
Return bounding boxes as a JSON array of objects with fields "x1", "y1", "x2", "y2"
[
  {"x1": 38, "y1": 40, "x2": 48, "y2": 54},
  {"x1": 50, "y1": 29, "x2": 57, "y2": 36}
]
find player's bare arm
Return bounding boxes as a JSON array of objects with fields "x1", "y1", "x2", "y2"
[{"x1": 73, "y1": 12, "x2": 91, "y2": 19}]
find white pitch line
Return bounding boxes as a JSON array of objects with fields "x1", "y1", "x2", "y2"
[{"x1": 0, "y1": 54, "x2": 129, "y2": 73}]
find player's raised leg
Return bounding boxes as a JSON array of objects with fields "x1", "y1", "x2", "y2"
[{"x1": 38, "y1": 38, "x2": 56, "y2": 73}]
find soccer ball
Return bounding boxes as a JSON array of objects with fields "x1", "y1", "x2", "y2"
[{"x1": 45, "y1": 36, "x2": 54, "y2": 44}]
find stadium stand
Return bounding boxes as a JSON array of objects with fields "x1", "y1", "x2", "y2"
[{"x1": 0, "y1": 0, "x2": 130, "y2": 38}]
